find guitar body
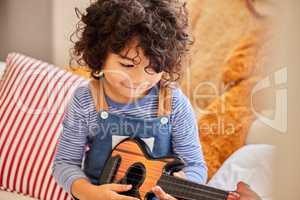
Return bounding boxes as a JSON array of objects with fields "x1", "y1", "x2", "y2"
[{"x1": 99, "y1": 138, "x2": 229, "y2": 200}]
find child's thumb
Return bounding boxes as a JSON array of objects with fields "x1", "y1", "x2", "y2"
[
  {"x1": 237, "y1": 181, "x2": 250, "y2": 191},
  {"x1": 107, "y1": 183, "x2": 132, "y2": 192}
]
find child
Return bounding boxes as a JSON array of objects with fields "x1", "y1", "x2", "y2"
[{"x1": 52, "y1": 0, "x2": 208, "y2": 199}]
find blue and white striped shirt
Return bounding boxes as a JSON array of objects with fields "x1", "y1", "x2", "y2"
[{"x1": 52, "y1": 81, "x2": 207, "y2": 195}]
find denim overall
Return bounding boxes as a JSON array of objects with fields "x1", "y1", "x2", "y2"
[{"x1": 77, "y1": 76, "x2": 175, "y2": 199}]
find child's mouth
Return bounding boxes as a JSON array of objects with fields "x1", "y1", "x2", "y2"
[
  {"x1": 122, "y1": 84, "x2": 138, "y2": 90},
  {"x1": 121, "y1": 83, "x2": 149, "y2": 90}
]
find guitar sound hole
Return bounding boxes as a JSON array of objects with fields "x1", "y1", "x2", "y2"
[{"x1": 123, "y1": 162, "x2": 146, "y2": 188}]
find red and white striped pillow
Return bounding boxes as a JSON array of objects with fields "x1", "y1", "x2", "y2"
[{"x1": 0, "y1": 53, "x2": 88, "y2": 200}]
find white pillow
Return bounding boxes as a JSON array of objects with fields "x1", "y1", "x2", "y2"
[{"x1": 208, "y1": 144, "x2": 275, "y2": 200}]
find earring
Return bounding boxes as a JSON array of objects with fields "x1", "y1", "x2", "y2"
[{"x1": 92, "y1": 70, "x2": 104, "y2": 77}]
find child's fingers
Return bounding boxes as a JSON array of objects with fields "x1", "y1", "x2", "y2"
[
  {"x1": 173, "y1": 171, "x2": 186, "y2": 179},
  {"x1": 106, "y1": 183, "x2": 132, "y2": 192},
  {"x1": 227, "y1": 191, "x2": 240, "y2": 200},
  {"x1": 236, "y1": 181, "x2": 262, "y2": 200},
  {"x1": 152, "y1": 186, "x2": 177, "y2": 200},
  {"x1": 237, "y1": 181, "x2": 250, "y2": 190}
]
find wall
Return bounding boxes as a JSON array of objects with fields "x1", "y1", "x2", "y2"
[
  {"x1": 0, "y1": 0, "x2": 89, "y2": 67},
  {"x1": 52, "y1": 0, "x2": 90, "y2": 67},
  {"x1": 0, "y1": 0, "x2": 53, "y2": 63},
  {"x1": 274, "y1": 1, "x2": 300, "y2": 199}
]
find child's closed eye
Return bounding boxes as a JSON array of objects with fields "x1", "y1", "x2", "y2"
[{"x1": 120, "y1": 63, "x2": 135, "y2": 68}]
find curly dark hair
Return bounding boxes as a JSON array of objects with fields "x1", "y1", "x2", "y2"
[{"x1": 70, "y1": 0, "x2": 193, "y2": 81}]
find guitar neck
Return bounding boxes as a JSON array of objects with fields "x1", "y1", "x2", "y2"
[{"x1": 157, "y1": 174, "x2": 229, "y2": 200}]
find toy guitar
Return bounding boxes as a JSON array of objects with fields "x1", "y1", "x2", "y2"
[{"x1": 98, "y1": 138, "x2": 231, "y2": 200}]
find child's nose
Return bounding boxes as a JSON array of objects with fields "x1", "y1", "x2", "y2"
[{"x1": 127, "y1": 66, "x2": 149, "y2": 82}]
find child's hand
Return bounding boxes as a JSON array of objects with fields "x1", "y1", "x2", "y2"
[
  {"x1": 227, "y1": 182, "x2": 262, "y2": 200},
  {"x1": 172, "y1": 171, "x2": 186, "y2": 179},
  {"x1": 151, "y1": 170, "x2": 186, "y2": 200},
  {"x1": 152, "y1": 186, "x2": 177, "y2": 200},
  {"x1": 81, "y1": 183, "x2": 139, "y2": 200},
  {"x1": 235, "y1": 182, "x2": 261, "y2": 200}
]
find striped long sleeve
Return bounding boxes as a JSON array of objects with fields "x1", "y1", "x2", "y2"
[
  {"x1": 51, "y1": 89, "x2": 90, "y2": 195},
  {"x1": 170, "y1": 89, "x2": 208, "y2": 184}
]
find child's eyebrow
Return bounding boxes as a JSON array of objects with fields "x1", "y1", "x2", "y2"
[{"x1": 119, "y1": 54, "x2": 134, "y2": 62}]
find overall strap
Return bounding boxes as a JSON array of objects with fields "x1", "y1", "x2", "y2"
[
  {"x1": 89, "y1": 78, "x2": 108, "y2": 112},
  {"x1": 90, "y1": 78, "x2": 173, "y2": 115},
  {"x1": 157, "y1": 81, "x2": 173, "y2": 117}
]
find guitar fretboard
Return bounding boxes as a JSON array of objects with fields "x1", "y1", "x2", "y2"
[{"x1": 157, "y1": 174, "x2": 228, "y2": 200}]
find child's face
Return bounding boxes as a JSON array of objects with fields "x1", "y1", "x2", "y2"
[{"x1": 102, "y1": 38, "x2": 163, "y2": 100}]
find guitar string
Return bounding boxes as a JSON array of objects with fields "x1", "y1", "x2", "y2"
[
  {"x1": 115, "y1": 172, "x2": 227, "y2": 200},
  {"x1": 109, "y1": 169, "x2": 227, "y2": 199},
  {"x1": 114, "y1": 157, "x2": 226, "y2": 192},
  {"x1": 123, "y1": 176, "x2": 227, "y2": 200},
  {"x1": 115, "y1": 175, "x2": 227, "y2": 200},
  {"x1": 108, "y1": 157, "x2": 228, "y2": 198},
  {"x1": 153, "y1": 189, "x2": 227, "y2": 200},
  {"x1": 159, "y1": 178, "x2": 228, "y2": 200}
]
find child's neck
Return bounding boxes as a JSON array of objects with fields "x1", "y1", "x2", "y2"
[{"x1": 102, "y1": 78, "x2": 150, "y2": 105}]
